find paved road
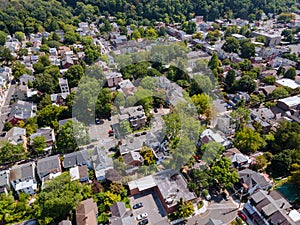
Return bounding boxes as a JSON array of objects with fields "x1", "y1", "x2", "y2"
[
  {"x1": 187, "y1": 198, "x2": 238, "y2": 225},
  {"x1": 0, "y1": 83, "x2": 15, "y2": 132}
]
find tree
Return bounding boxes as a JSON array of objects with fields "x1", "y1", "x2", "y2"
[
  {"x1": 0, "y1": 31, "x2": 6, "y2": 46},
  {"x1": 182, "y1": 21, "x2": 196, "y2": 34},
  {"x1": 252, "y1": 154, "x2": 269, "y2": 172},
  {"x1": 284, "y1": 67, "x2": 296, "y2": 80},
  {"x1": 263, "y1": 75, "x2": 276, "y2": 85},
  {"x1": 224, "y1": 69, "x2": 236, "y2": 91},
  {"x1": 56, "y1": 120, "x2": 90, "y2": 153},
  {"x1": 34, "y1": 173, "x2": 91, "y2": 224},
  {"x1": 33, "y1": 73, "x2": 59, "y2": 94},
  {"x1": 233, "y1": 75, "x2": 256, "y2": 93},
  {"x1": 118, "y1": 120, "x2": 132, "y2": 137},
  {"x1": 145, "y1": 28, "x2": 158, "y2": 39},
  {"x1": 96, "y1": 88, "x2": 112, "y2": 118},
  {"x1": 32, "y1": 136, "x2": 46, "y2": 154},
  {"x1": 208, "y1": 53, "x2": 220, "y2": 71},
  {"x1": 231, "y1": 107, "x2": 250, "y2": 130},
  {"x1": 222, "y1": 37, "x2": 240, "y2": 53},
  {"x1": 36, "y1": 105, "x2": 64, "y2": 129},
  {"x1": 240, "y1": 41, "x2": 255, "y2": 58},
  {"x1": 140, "y1": 76, "x2": 157, "y2": 90},
  {"x1": 270, "y1": 87, "x2": 289, "y2": 99},
  {"x1": 201, "y1": 142, "x2": 224, "y2": 165},
  {"x1": 210, "y1": 157, "x2": 239, "y2": 189},
  {"x1": 268, "y1": 150, "x2": 292, "y2": 178},
  {"x1": 190, "y1": 74, "x2": 214, "y2": 96},
  {"x1": 175, "y1": 198, "x2": 195, "y2": 219},
  {"x1": 0, "y1": 46, "x2": 13, "y2": 65},
  {"x1": 64, "y1": 64, "x2": 84, "y2": 88},
  {"x1": 191, "y1": 93, "x2": 211, "y2": 114},
  {"x1": 12, "y1": 61, "x2": 31, "y2": 80},
  {"x1": 0, "y1": 142, "x2": 27, "y2": 164},
  {"x1": 140, "y1": 146, "x2": 156, "y2": 165},
  {"x1": 15, "y1": 31, "x2": 25, "y2": 42},
  {"x1": 131, "y1": 30, "x2": 141, "y2": 40},
  {"x1": 64, "y1": 31, "x2": 78, "y2": 45},
  {"x1": 233, "y1": 127, "x2": 265, "y2": 154},
  {"x1": 255, "y1": 35, "x2": 267, "y2": 44}
]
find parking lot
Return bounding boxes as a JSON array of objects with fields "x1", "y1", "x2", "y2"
[{"x1": 130, "y1": 190, "x2": 168, "y2": 225}]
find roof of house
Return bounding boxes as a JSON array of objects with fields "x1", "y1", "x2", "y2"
[
  {"x1": 9, "y1": 162, "x2": 35, "y2": 181},
  {"x1": 63, "y1": 149, "x2": 90, "y2": 168},
  {"x1": 0, "y1": 170, "x2": 9, "y2": 187},
  {"x1": 2, "y1": 127, "x2": 26, "y2": 143},
  {"x1": 76, "y1": 198, "x2": 98, "y2": 225},
  {"x1": 123, "y1": 151, "x2": 144, "y2": 165},
  {"x1": 276, "y1": 78, "x2": 300, "y2": 90},
  {"x1": 30, "y1": 127, "x2": 55, "y2": 144},
  {"x1": 110, "y1": 202, "x2": 127, "y2": 218},
  {"x1": 277, "y1": 96, "x2": 300, "y2": 108},
  {"x1": 36, "y1": 155, "x2": 61, "y2": 178},
  {"x1": 239, "y1": 169, "x2": 271, "y2": 190},
  {"x1": 8, "y1": 100, "x2": 36, "y2": 121}
]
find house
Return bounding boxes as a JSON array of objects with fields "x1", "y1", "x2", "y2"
[
  {"x1": 76, "y1": 198, "x2": 98, "y2": 225},
  {"x1": 200, "y1": 129, "x2": 230, "y2": 147},
  {"x1": 59, "y1": 78, "x2": 70, "y2": 94},
  {"x1": 128, "y1": 170, "x2": 196, "y2": 214},
  {"x1": 1, "y1": 127, "x2": 27, "y2": 147},
  {"x1": 252, "y1": 31, "x2": 281, "y2": 47},
  {"x1": 50, "y1": 93, "x2": 69, "y2": 106},
  {"x1": 118, "y1": 79, "x2": 136, "y2": 96},
  {"x1": 275, "y1": 78, "x2": 300, "y2": 90},
  {"x1": 63, "y1": 149, "x2": 90, "y2": 169},
  {"x1": 91, "y1": 144, "x2": 113, "y2": 181},
  {"x1": 109, "y1": 202, "x2": 135, "y2": 225},
  {"x1": 13, "y1": 84, "x2": 37, "y2": 101},
  {"x1": 243, "y1": 190, "x2": 298, "y2": 225},
  {"x1": 8, "y1": 100, "x2": 37, "y2": 125},
  {"x1": 123, "y1": 151, "x2": 144, "y2": 167},
  {"x1": 70, "y1": 165, "x2": 89, "y2": 182},
  {"x1": 119, "y1": 106, "x2": 146, "y2": 130},
  {"x1": 106, "y1": 72, "x2": 123, "y2": 88},
  {"x1": 61, "y1": 56, "x2": 74, "y2": 69},
  {"x1": 118, "y1": 137, "x2": 144, "y2": 155},
  {"x1": 30, "y1": 127, "x2": 55, "y2": 154},
  {"x1": 235, "y1": 169, "x2": 272, "y2": 195},
  {"x1": 277, "y1": 95, "x2": 300, "y2": 111},
  {"x1": 0, "y1": 170, "x2": 10, "y2": 195},
  {"x1": 258, "y1": 86, "x2": 276, "y2": 98},
  {"x1": 19, "y1": 75, "x2": 35, "y2": 85},
  {"x1": 9, "y1": 162, "x2": 37, "y2": 195},
  {"x1": 223, "y1": 148, "x2": 252, "y2": 169},
  {"x1": 36, "y1": 155, "x2": 62, "y2": 185}
]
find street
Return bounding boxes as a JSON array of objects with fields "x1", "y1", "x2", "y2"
[{"x1": 0, "y1": 83, "x2": 15, "y2": 132}]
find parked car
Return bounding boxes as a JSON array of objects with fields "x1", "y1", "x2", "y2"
[
  {"x1": 141, "y1": 131, "x2": 147, "y2": 135},
  {"x1": 238, "y1": 211, "x2": 247, "y2": 221},
  {"x1": 221, "y1": 190, "x2": 229, "y2": 201},
  {"x1": 95, "y1": 118, "x2": 103, "y2": 124},
  {"x1": 194, "y1": 155, "x2": 201, "y2": 162},
  {"x1": 135, "y1": 133, "x2": 141, "y2": 137},
  {"x1": 133, "y1": 202, "x2": 143, "y2": 209},
  {"x1": 136, "y1": 213, "x2": 148, "y2": 220},
  {"x1": 138, "y1": 219, "x2": 149, "y2": 225}
]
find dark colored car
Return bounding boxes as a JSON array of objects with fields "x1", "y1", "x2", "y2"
[
  {"x1": 138, "y1": 219, "x2": 148, "y2": 225},
  {"x1": 141, "y1": 131, "x2": 147, "y2": 135},
  {"x1": 238, "y1": 211, "x2": 247, "y2": 221},
  {"x1": 135, "y1": 133, "x2": 141, "y2": 137},
  {"x1": 221, "y1": 191, "x2": 229, "y2": 201},
  {"x1": 133, "y1": 202, "x2": 143, "y2": 209},
  {"x1": 154, "y1": 107, "x2": 158, "y2": 113},
  {"x1": 95, "y1": 118, "x2": 101, "y2": 124}
]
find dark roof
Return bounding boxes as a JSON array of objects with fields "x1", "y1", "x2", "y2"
[
  {"x1": 78, "y1": 165, "x2": 89, "y2": 178},
  {"x1": 238, "y1": 169, "x2": 271, "y2": 190},
  {"x1": 9, "y1": 162, "x2": 35, "y2": 181},
  {"x1": 37, "y1": 155, "x2": 61, "y2": 178},
  {"x1": 63, "y1": 150, "x2": 90, "y2": 168},
  {"x1": 110, "y1": 202, "x2": 127, "y2": 218}
]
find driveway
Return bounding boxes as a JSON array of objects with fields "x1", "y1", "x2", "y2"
[{"x1": 130, "y1": 190, "x2": 168, "y2": 225}]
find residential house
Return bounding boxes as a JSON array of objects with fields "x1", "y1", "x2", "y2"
[
  {"x1": 250, "y1": 108, "x2": 275, "y2": 133},
  {"x1": 0, "y1": 170, "x2": 10, "y2": 195},
  {"x1": 200, "y1": 129, "x2": 230, "y2": 147},
  {"x1": 19, "y1": 74, "x2": 35, "y2": 85},
  {"x1": 36, "y1": 155, "x2": 62, "y2": 186},
  {"x1": 13, "y1": 84, "x2": 37, "y2": 101},
  {"x1": 91, "y1": 144, "x2": 113, "y2": 181},
  {"x1": 9, "y1": 162, "x2": 37, "y2": 195},
  {"x1": 258, "y1": 86, "x2": 276, "y2": 98},
  {"x1": 223, "y1": 148, "x2": 252, "y2": 169},
  {"x1": 118, "y1": 137, "x2": 144, "y2": 155},
  {"x1": 128, "y1": 170, "x2": 197, "y2": 214},
  {"x1": 243, "y1": 190, "x2": 298, "y2": 225},
  {"x1": 109, "y1": 202, "x2": 135, "y2": 225},
  {"x1": 61, "y1": 56, "x2": 74, "y2": 69},
  {"x1": 0, "y1": 66, "x2": 12, "y2": 88},
  {"x1": 123, "y1": 151, "x2": 144, "y2": 167},
  {"x1": 119, "y1": 106, "x2": 146, "y2": 130},
  {"x1": 252, "y1": 31, "x2": 281, "y2": 47},
  {"x1": 63, "y1": 149, "x2": 90, "y2": 169},
  {"x1": 59, "y1": 78, "x2": 70, "y2": 94},
  {"x1": 235, "y1": 169, "x2": 272, "y2": 196},
  {"x1": 8, "y1": 100, "x2": 37, "y2": 125},
  {"x1": 1, "y1": 127, "x2": 27, "y2": 147},
  {"x1": 70, "y1": 165, "x2": 89, "y2": 182},
  {"x1": 275, "y1": 78, "x2": 300, "y2": 90},
  {"x1": 118, "y1": 79, "x2": 136, "y2": 97},
  {"x1": 50, "y1": 93, "x2": 69, "y2": 106},
  {"x1": 106, "y1": 72, "x2": 123, "y2": 88},
  {"x1": 30, "y1": 127, "x2": 55, "y2": 154},
  {"x1": 277, "y1": 96, "x2": 300, "y2": 111},
  {"x1": 76, "y1": 198, "x2": 98, "y2": 225}
]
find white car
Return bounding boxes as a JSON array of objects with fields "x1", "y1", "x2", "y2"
[{"x1": 136, "y1": 213, "x2": 148, "y2": 220}]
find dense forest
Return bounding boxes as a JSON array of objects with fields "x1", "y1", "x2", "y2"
[{"x1": 0, "y1": 0, "x2": 297, "y2": 35}]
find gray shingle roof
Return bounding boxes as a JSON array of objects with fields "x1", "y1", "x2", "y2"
[{"x1": 37, "y1": 155, "x2": 61, "y2": 178}]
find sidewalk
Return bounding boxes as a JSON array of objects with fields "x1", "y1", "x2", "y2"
[{"x1": 194, "y1": 200, "x2": 209, "y2": 215}]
